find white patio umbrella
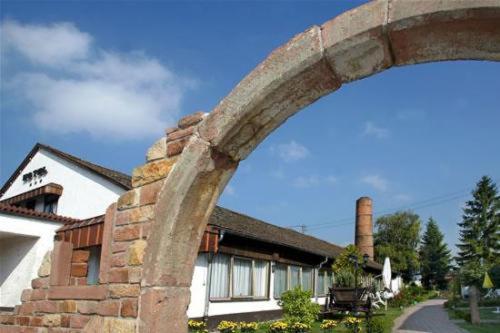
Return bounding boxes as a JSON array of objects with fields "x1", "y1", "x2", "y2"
[{"x1": 382, "y1": 257, "x2": 392, "y2": 290}]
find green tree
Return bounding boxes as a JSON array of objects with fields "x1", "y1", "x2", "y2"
[
  {"x1": 456, "y1": 176, "x2": 500, "y2": 269},
  {"x1": 419, "y1": 218, "x2": 451, "y2": 289},
  {"x1": 374, "y1": 211, "x2": 421, "y2": 282},
  {"x1": 456, "y1": 176, "x2": 500, "y2": 325}
]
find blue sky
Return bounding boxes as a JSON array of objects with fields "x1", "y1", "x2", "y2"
[{"x1": 1, "y1": 0, "x2": 499, "y2": 255}]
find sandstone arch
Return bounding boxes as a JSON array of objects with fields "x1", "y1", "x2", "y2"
[
  {"x1": 2, "y1": 1, "x2": 499, "y2": 332},
  {"x1": 140, "y1": 1, "x2": 500, "y2": 331}
]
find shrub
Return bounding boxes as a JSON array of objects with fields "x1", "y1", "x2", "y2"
[
  {"x1": 268, "y1": 321, "x2": 288, "y2": 332},
  {"x1": 278, "y1": 287, "x2": 320, "y2": 326},
  {"x1": 217, "y1": 320, "x2": 238, "y2": 333},
  {"x1": 365, "y1": 317, "x2": 384, "y2": 333}
]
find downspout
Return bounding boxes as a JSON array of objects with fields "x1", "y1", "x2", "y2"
[
  {"x1": 203, "y1": 230, "x2": 225, "y2": 321},
  {"x1": 315, "y1": 256, "x2": 329, "y2": 303}
]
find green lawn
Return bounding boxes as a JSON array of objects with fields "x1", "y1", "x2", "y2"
[
  {"x1": 457, "y1": 322, "x2": 500, "y2": 333},
  {"x1": 253, "y1": 307, "x2": 404, "y2": 333}
]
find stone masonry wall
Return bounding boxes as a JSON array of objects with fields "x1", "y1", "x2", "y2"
[{"x1": 0, "y1": 111, "x2": 206, "y2": 333}]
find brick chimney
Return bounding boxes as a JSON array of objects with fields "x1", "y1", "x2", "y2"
[{"x1": 355, "y1": 197, "x2": 374, "y2": 260}]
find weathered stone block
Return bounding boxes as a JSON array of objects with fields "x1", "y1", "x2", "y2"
[
  {"x1": 103, "y1": 317, "x2": 135, "y2": 333},
  {"x1": 70, "y1": 263, "x2": 88, "y2": 277},
  {"x1": 21, "y1": 289, "x2": 32, "y2": 302},
  {"x1": 167, "y1": 138, "x2": 189, "y2": 157},
  {"x1": 35, "y1": 300, "x2": 58, "y2": 313},
  {"x1": 97, "y1": 300, "x2": 120, "y2": 316},
  {"x1": 167, "y1": 126, "x2": 194, "y2": 142},
  {"x1": 139, "y1": 181, "x2": 163, "y2": 206},
  {"x1": 42, "y1": 314, "x2": 61, "y2": 327},
  {"x1": 30, "y1": 289, "x2": 47, "y2": 301},
  {"x1": 128, "y1": 205, "x2": 154, "y2": 224},
  {"x1": 48, "y1": 286, "x2": 107, "y2": 300},
  {"x1": 132, "y1": 158, "x2": 177, "y2": 187},
  {"x1": 107, "y1": 268, "x2": 129, "y2": 283},
  {"x1": 69, "y1": 314, "x2": 91, "y2": 329},
  {"x1": 128, "y1": 239, "x2": 147, "y2": 266},
  {"x1": 146, "y1": 137, "x2": 167, "y2": 161},
  {"x1": 128, "y1": 267, "x2": 142, "y2": 284},
  {"x1": 31, "y1": 277, "x2": 49, "y2": 289},
  {"x1": 113, "y1": 225, "x2": 141, "y2": 242},
  {"x1": 60, "y1": 300, "x2": 77, "y2": 313},
  {"x1": 120, "y1": 298, "x2": 138, "y2": 318},
  {"x1": 109, "y1": 284, "x2": 140, "y2": 298},
  {"x1": 71, "y1": 250, "x2": 89, "y2": 263},
  {"x1": 178, "y1": 111, "x2": 205, "y2": 129},
  {"x1": 322, "y1": 0, "x2": 392, "y2": 82},
  {"x1": 76, "y1": 301, "x2": 98, "y2": 314},
  {"x1": 110, "y1": 252, "x2": 127, "y2": 267},
  {"x1": 112, "y1": 241, "x2": 130, "y2": 253},
  {"x1": 117, "y1": 189, "x2": 139, "y2": 211},
  {"x1": 38, "y1": 251, "x2": 52, "y2": 277}
]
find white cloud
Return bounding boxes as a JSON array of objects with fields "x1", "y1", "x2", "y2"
[
  {"x1": 1, "y1": 20, "x2": 195, "y2": 140},
  {"x1": 362, "y1": 121, "x2": 390, "y2": 139},
  {"x1": 2, "y1": 20, "x2": 92, "y2": 66},
  {"x1": 361, "y1": 174, "x2": 389, "y2": 192},
  {"x1": 270, "y1": 140, "x2": 309, "y2": 162}
]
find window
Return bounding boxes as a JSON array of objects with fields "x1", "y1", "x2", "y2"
[
  {"x1": 209, "y1": 254, "x2": 270, "y2": 300},
  {"x1": 43, "y1": 196, "x2": 58, "y2": 214},
  {"x1": 273, "y1": 264, "x2": 315, "y2": 298},
  {"x1": 302, "y1": 267, "x2": 313, "y2": 292},
  {"x1": 210, "y1": 254, "x2": 230, "y2": 299},
  {"x1": 233, "y1": 257, "x2": 252, "y2": 297},
  {"x1": 25, "y1": 200, "x2": 36, "y2": 210},
  {"x1": 316, "y1": 269, "x2": 334, "y2": 296},
  {"x1": 87, "y1": 246, "x2": 101, "y2": 285},
  {"x1": 273, "y1": 264, "x2": 288, "y2": 298}
]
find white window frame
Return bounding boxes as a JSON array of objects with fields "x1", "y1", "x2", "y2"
[{"x1": 209, "y1": 254, "x2": 270, "y2": 301}]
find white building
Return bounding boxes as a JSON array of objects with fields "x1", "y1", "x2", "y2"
[
  {"x1": 0, "y1": 143, "x2": 130, "y2": 308},
  {"x1": 0, "y1": 143, "x2": 384, "y2": 326}
]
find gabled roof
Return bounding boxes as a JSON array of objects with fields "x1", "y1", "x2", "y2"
[
  {"x1": 0, "y1": 203, "x2": 80, "y2": 224},
  {"x1": 209, "y1": 206, "x2": 383, "y2": 270},
  {"x1": 0, "y1": 143, "x2": 132, "y2": 197}
]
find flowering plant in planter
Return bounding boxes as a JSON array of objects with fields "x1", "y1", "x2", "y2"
[
  {"x1": 290, "y1": 322, "x2": 311, "y2": 333},
  {"x1": 342, "y1": 317, "x2": 363, "y2": 333},
  {"x1": 217, "y1": 320, "x2": 238, "y2": 333},
  {"x1": 319, "y1": 319, "x2": 339, "y2": 332},
  {"x1": 268, "y1": 321, "x2": 288, "y2": 332},
  {"x1": 188, "y1": 320, "x2": 208, "y2": 333}
]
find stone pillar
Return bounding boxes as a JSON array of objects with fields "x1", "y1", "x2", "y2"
[{"x1": 355, "y1": 197, "x2": 374, "y2": 260}]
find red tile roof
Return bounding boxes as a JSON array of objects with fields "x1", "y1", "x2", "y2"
[{"x1": 0, "y1": 203, "x2": 80, "y2": 224}]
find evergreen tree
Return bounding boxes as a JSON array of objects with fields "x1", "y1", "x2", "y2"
[
  {"x1": 419, "y1": 218, "x2": 451, "y2": 289},
  {"x1": 374, "y1": 211, "x2": 421, "y2": 282},
  {"x1": 456, "y1": 176, "x2": 500, "y2": 270},
  {"x1": 456, "y1": 176, "x2": 500, "y2": 325}
]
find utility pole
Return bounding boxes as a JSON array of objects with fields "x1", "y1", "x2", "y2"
[{"x1": 299, "y1": 224, "x2": 307, "y2": 234}]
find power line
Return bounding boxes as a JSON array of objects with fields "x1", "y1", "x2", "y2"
[{"x1": 287, "y1": 179, "x2": 500, "y2": 232}]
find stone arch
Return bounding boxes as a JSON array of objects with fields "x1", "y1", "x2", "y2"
[{"x1": 139, "y1": 0, "x2": 500, "y2": 331}]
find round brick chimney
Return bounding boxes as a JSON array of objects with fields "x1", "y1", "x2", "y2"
[{"x1": 355, "y1": 197, "x2": 374, "y2": 260}]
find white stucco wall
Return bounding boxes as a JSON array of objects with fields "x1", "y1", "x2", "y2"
[
  {"x1": 0, "y1": 214, "x2": 62, "y2": 307},
  {"x1": 187, "y1": 255, "x2": 328, "y2": 319},
  {"x1": 1, "y1": 148, "x2": 125, "y2": 219}
]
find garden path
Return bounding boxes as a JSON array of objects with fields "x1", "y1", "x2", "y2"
[{"x1": 393, "y1": 299, "x2": 466, "y2": 333}]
